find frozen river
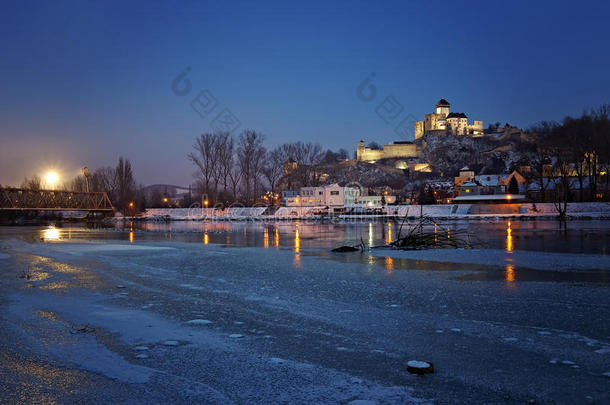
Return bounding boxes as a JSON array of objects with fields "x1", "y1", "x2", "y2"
[{"x1": 0, "y1": 220, "x2": 609, "y2": 404}]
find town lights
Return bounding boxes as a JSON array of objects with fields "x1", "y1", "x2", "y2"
[
  {"x1": 204, "y1": 200, "x2": 209, "y2": 207},
  {"x1": 129, "y1": 202, "x2": 134, "y2": 208},
  {"x1": 506, "y1": 194, "x2": 512, "y2": 200},
  {"x1": 163, "y1": 197, "x2": 169, "y2": 203}
]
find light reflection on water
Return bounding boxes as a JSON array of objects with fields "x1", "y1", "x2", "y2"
[
  {"x1": 505, "y1": 264, "x2": 516, "y2": 283},
  {"x1": 384, "y1": 256, "x2": 394, "y2": 273},
  {"x1": 506, "y1": 221, "x2": 513, "y2": 253},
  {"x1": 32, "y1": 220, "x2": 610, "y2": 257},
  {"x1": 42, "y1": 227, "x2": 60, "y2": 241},
  {"x1": 16, "y1": 219, "x2": 610, "y2": 284},
  {"x1": 385, "y1": 222, "x2": 392, "y2": 245}
]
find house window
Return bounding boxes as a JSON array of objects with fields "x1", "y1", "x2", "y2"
[
  {"x1": 330, "y1": 191, "x2": 339, "y2": 195},
  {"x1": 318, "y1": 191, "x2": 323, "y2": 195}
]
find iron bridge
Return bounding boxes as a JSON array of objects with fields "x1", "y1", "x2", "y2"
[{"x1": 0, "y1": 188, "x2": 114, "y2": 212}]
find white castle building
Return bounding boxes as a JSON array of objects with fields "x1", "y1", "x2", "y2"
[{"x1": 415, "y1": 99, "x2": 483, "y2": 139}]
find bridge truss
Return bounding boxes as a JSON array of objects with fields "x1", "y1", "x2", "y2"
[{"x1": 0, "y1": 188, "x2": 114, "y2": 212}]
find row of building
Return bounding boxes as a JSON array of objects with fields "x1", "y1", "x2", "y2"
[
  {"x1": 280, "y1": 168, "x2": 529, "y2": 209},
  {"x1": 281, "y1": 184, "x2": 396, "y2": 209}
]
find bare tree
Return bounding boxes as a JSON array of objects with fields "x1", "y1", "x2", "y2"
[
  {"x1": 115, "y1": 157, "x2": 136, "y2": 212},
  {"x1": 20, "y1": 175, "x2": 42, "y2": 190},
  {"x1": 282, "y1": 141, "x2": 324, "y2": 187},
  {"x1": 237, "y1": 130, "x2": 266, "y2": 204},
  {"x1": 69, "y1": 175, "x2": 87, "y2": 192},
  {"x1": 228, "y1": 165, "x2": 242, "y2": 202},
  {"x1": 188, "y1": 133, "x2": 220, "y2": 201},
  {"x1": 91, "y1": 167, "x2": 116, "y2": 195},
  {"x1": 592, "y1": 105, "x2": 610, "y2": 200},
  {"x1": 337, "y1": 148, "x2": 350, "y2": 160},
  {"x1": 216, "y1": 132, "x2": 234, "y2": 195},
  {"x1": 551, "y1": 145, "x2": 572, "y2": 221},
  {"x1": 526, "y1": 122, "x2": 558, "y2": 202},
  {"x1": 262, "y1": 147, "x2": 286, "y2": 192}
]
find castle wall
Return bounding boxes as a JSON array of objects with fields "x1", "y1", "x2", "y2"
[
  {"x1": 357, "y1": 143, "x2": 418, "y2": 162},
  {"x1": 381, "y1": 144, "x2": 418, "y2": 158},
  {"x1": 358, "y1": 148, "x2": 383, "y2": 162}
]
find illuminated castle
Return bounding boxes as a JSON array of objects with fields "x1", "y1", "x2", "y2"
[{"x1": 414, "y1": 99, "x2": 483, "y2": 139}]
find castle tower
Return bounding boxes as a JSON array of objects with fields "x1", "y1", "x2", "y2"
[
  {"x1": 435, "y1": 98, "x2": 450, "y2": 116},
  {"x1": 356, "y1": 140, "x2": 365, "y2": 161}
]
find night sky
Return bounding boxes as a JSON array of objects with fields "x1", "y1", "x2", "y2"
[{"x1": 1, "y1": 0, "x2": 609, "y2": 186}]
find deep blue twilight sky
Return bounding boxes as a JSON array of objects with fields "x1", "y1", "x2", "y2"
[{"x1": 1, "y1": 0, "x2": 609, "y2": 186}]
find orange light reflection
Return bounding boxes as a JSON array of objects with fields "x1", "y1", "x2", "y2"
[
  {"x1": 506, "y1": 221, "x2": 513, "y2": 252},
  {"x1": 384, "y1": 256, "x2": 394, "y2": 272},
  {"x1": 263, "y1": 227, "x2": 269, "y2": 249},
  {"x1": 505, "y1": 264, "x2": 515, "y2": 282},
  {"x1": 294, "y1": 229, "x2": 300, "y2": 253}
]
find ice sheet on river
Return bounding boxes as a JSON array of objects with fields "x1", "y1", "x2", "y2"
[
  {"x1": 2, "y1": 236, "x2": 609, "y2": 404},
  {"x1": 371, "y1": 248, "x2": 610, "y2": 271}
]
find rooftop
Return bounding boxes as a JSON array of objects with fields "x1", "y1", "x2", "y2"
[
  {"x1": 447, "y1": 112, "x2": 468, "y2": 119},
  {"x1": 436, "y1": 98, "x2": 450, "y2": 107}
]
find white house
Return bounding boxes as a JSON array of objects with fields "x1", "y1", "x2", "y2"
[{"x1": 285, "y1": 184, "x2": 361, "y2": 207}]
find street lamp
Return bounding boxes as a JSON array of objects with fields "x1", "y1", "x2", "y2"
[
  {"x1": 45, "y1": 171, "x2": 59, "y2": 190},
  {"x1": 82, "y1": 167, "x2": 90, "y2": 192}
]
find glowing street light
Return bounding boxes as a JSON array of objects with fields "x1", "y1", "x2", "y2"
[
  {"x1": 45, "y1": 171, "x2": 59, "y2": 189},
  {"x1": 129, "y1": 202, "x2": 134, "y2": 208}
]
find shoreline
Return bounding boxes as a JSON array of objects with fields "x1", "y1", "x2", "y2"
[{"x1": 123, "y1": 202, "x2": 610, "y2": 222}]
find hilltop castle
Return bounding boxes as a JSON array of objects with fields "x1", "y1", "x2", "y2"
[
  {"x1": 415, "y1": 99, "x2": 483, "y2": 139},
  {"x1": 356, "y1": 99, "x2": 484, "y2": 168}
]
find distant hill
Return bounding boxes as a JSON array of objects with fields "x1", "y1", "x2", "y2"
[{"x1": 142, "y1": 184, "x2": 191, "y2": 197}]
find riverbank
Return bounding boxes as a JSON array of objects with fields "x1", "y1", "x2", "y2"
[{"x1": 128, "y1": 202, "x2": 610, "y2": 222}]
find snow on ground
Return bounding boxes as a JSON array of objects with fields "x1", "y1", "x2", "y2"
[{"x1": 132, "y1": 202, "x2": 610, "y2": 221}]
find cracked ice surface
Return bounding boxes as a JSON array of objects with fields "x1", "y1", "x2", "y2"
[{"x1": 0, "y1": 225, "x2": 609, "y2": 404}]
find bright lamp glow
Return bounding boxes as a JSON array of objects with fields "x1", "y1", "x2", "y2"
[{"x1": 45, "y1": 171, "x2": 59, "y2": 187}]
